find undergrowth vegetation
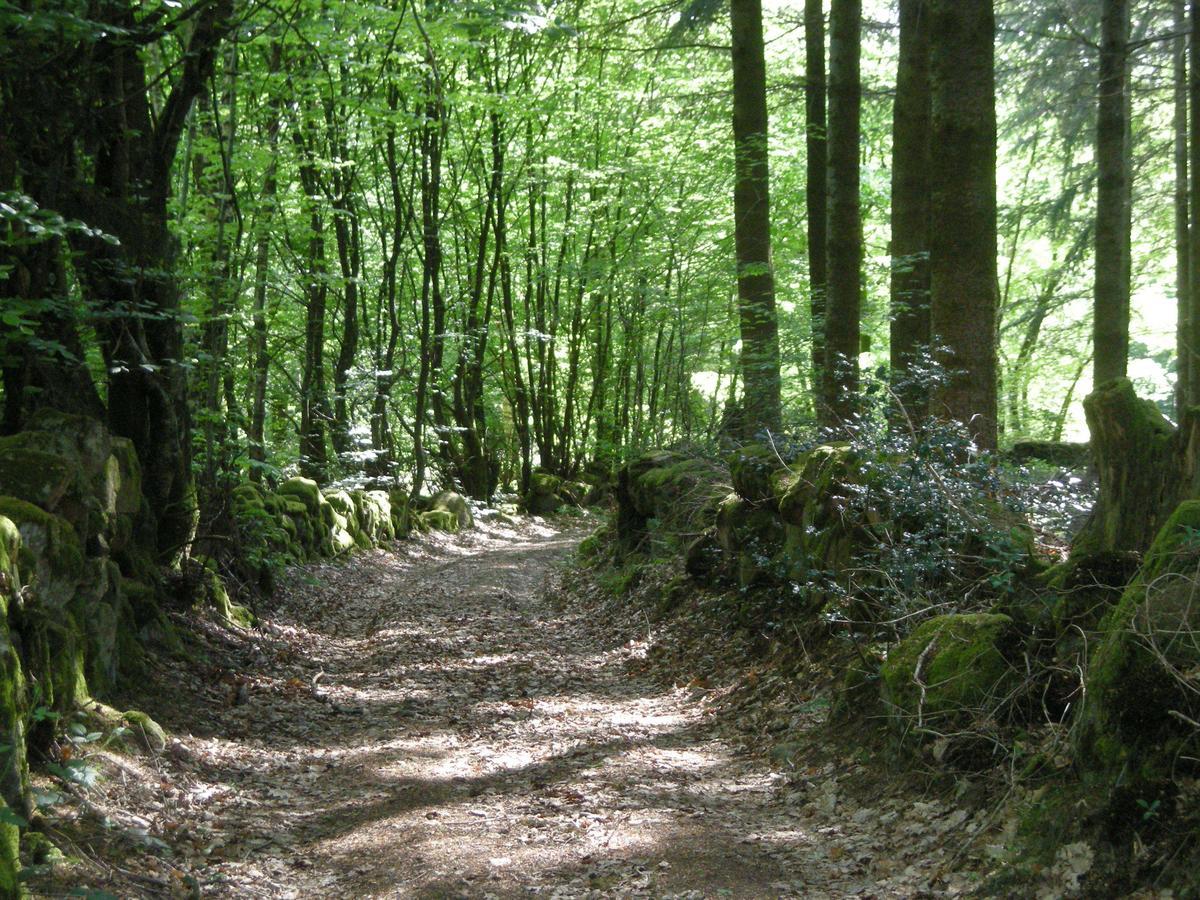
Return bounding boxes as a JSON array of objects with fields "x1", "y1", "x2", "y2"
[{"x1": 578, "y1": 387, "x2": 1200, "y2": 894}]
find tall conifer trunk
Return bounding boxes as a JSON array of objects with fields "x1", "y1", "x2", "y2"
[
  {"x1": 928, "y1": 0, "x2": 998, "y2": 450},
  {"x1": 1094, "y1": 0, "x2": 1131, "y2": 387},
  {"x1": 730, "y1": 0, "x2": 782, "y2": 439},
  {"x1": 822, "y1": 0, "x2": 862, "y2": 431},
  {"x1": 805, "y1": 0, "x2": 828, "y2": 397},
  {"x1": 890, "y1": 0, "x2": 932, "y2": 419}
]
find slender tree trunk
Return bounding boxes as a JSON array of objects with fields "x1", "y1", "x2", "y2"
[
  {"x1": 730, "y1": 0, "x2": 782, "y2": 439},
  {"x1": 1094, "y1": 0, "x2": 1131, "y2": 387},
  {"x1": 1188, "y1": 0, "x2": 1200, "y2": 407},
  {"x1": 889, "y1": 0, "x2": 932, "y2": 419},
  {"x1": 1177, "y1": 0, "x2": 1191, "y2": 417},
  {"x1": 805, "y1": 0, "x2": 828, "y2": 392},
  {"x1": 928, "y1": 0, "x2": 998, "y2": 450},
  {"x1": 822, "y1": 0, "x2": 862, "y2": 431}
]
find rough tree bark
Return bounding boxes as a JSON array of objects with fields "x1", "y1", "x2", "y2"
[
  {"x1": 730, "y1": 0, "x2": 783, "y2": 439},
  {"x1": 805, "y1": 0, "x2": 829, "y2": 395},
  {"x1": 1094, "y1": 0, "x2": 1131, "y2": 387},
  {"x1": 889, "y1": 0, "x2": 932, "y2": 420},
  {"x1": 822, "y1": 0, "x2": 862, "y2": 431},
  {"x1": 928, "y1": 0, "x2": 998, "y2": 450}
]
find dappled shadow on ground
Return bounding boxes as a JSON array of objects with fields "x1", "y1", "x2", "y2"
[{"x1": 92, "y1": 516, "x2": 819, "y2": 897}]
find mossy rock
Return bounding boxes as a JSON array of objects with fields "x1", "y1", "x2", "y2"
[
  {"x1": 774, "y1": 443, "x2": 862, "y2": 528},
  {"x1": 420, "y1": 509, "x2": 459, "y2": 533},
  {"x1": 432, "y1": 491, "x2": 473, "y2": 529},
  {"x1": 0, "y1": 498, "x2": 84, "y2": 609},
  {"x1": 323, "y1": 490, "x2": 357, "y2": 529},
  {"x1": 278, "y1": 477, "x2": 322, "y2": 515},
  {"x1": 355, "y1": 490, "x2": 394, "y2": 543},
  {"x1": 525, "y1": 473, "x2": 563, "y2": 515},
  {"x1": 121, "y1": 709, "x2": 167, "y2": 753},
  {"x1": 0, "y1": 516, "x2": 19, "y2": 592},
  {"x1": 714, "y1": 494, "x2": 785, "y2": 588},
  {"x1": 0, "y1": 446, "x2": 73, "y2": 511},
  {"x1": 1072, "y1": 501, "x2": 1200, "y2": 833},
  {"x1": 557, "y1": 480, "x2": 589, "y2": 507},
  {"x1": 615, "y1": 451, "x2": 729, "y2": 552},
  {"x1": 880, "y1": 613, "x2": 1019, "y2": 741},
  {"x1": 578, "y1": 525, "x2": 612, "y2": 567},
  {"x1": 17, "y1": 601, "x2": 89, "y2": 750},
  {"x1": 0, "y1": 801, "x2": 19, "y2": 898},
  {"x1": 728, "y1": 443, "x2": 789, "y2": 504},
  {"x1": 684, "y1": 528, "x2": 723, "y2": 581},
  {"x1": 22, "y1": 829, "x2": 63, "y2": 867}
]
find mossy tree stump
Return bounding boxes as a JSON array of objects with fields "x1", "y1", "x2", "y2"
[{"x1": 1074, "y1": 378, "x2": 1200, "y2": 556}]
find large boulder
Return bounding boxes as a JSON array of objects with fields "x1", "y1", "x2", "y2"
[
  {"x1": 524, "y1": 473, "x2": 564, "y2": 515},
  {"x1": 714, "y1": 494, "x2": 785, "y2": 588},
  {"x1": 0, "y1": 412, "x2": 144, "y2": 559},
  {"x1": 880, "y1": 612, "x2": 1019, "y2": 743},
  {"x1": 729, "y1": 443, "x2": 791, "y2": 504},
  {"x1": 432, "y1": 491, "x2": 473, "y2": 529},
  {"x1": 615, "y1": 451, "x2": 729, "y2": 552}
]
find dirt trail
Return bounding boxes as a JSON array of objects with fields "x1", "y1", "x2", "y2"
[{"x1": 39, "y1": 518, "x2": 988, "y2": 898}]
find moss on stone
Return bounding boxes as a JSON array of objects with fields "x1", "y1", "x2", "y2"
[
  {"x1": 432, "y1": 491, "x2": 473, "y2": 529},
  {"x1": 420, "y1": 509, "x2": 459, "y2": 533},
  {"x1": 0, "y1": 447, "x2": 73, "y2": 511},
  {"x1": 121, "y1": 709, "x2": 167, "y2": 753},
  {"x1": 0, "y1": 800, "x2": 19, "y2": 898},
  {"x1": 278, "y1": 476, "x2": 322, "y2": 512},
  {"x1": 525, "y1": 473, "x2": 563, "y2": 515},
  {"x1": 0, "y1": 499, "x2": 84, "y2": 610},
  {"x1": 880, "y1": 613, "x2": 1018, "y2": 738},
  {"x1": 714, "y1": 494, "x2": 785, "y2": 588},
  {"x1": 728, "y1": 443, "x2": 788, "y2": 504},
  {"x1": 774, "y1": 444, "x2": 860, "y2": 527}
]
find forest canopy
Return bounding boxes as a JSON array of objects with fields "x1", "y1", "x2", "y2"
[{"x1": 2, "y1": 0, "x2": 1186, "y2": 519}]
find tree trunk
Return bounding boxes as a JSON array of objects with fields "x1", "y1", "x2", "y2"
[
  {"x1": 1176, "y1": 0, "x2": 1191, "y2": 418},
  {"x1": 822, "y1": 0, "x2": 862, "y2": 431},
  {"x1": 805, "y1": 0, "x2": 829, "y2": 392},
  {"x1": 730, "y1": 0, "x2": 782, "y2": 439},
  {"x1": 1094, "y1": 0, "x2": 1130, "y2": 387},
  {"x1": 1188, "y1": 0, "x2": 1200, "y2": 408},
  {"x1": 928, "y1": 0, "x2": 998, "y2": 450},
  {"x1": 889, "y1": 0, "x2": 932, "y2": 420},
  {"x1": 1074, "y1": 379, "x2": 1199, "y2": 555}
]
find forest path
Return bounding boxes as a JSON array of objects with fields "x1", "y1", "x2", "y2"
[{"x1": 57, "y1": 518, "x2": 982, "y2": 898}]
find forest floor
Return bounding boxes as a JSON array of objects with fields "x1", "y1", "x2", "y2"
[{"x1": 30, "y1": 516, "x2": 1014, "y2": 898}]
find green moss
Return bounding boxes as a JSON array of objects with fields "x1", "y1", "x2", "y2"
[
  {"x1": 432, "y1": 491, "x2": 473, "y2": 529},
  {"x1": 0, "y1": 447, "x2": 73, "y2": 511},
  {"x1": 22, "y1": 829, "x2": 63, "y2": 867},
  {"x1": 0, "y1": 800, "x2": 19, "y2": 898},
  {"x1": 728, "y1": 443, "x2": 787, "y2": 503},
  {"x1": 775, "y1": 444, "x2": 859, "y2": 526},
  {"x1": 880, "y1": 613, "x2": 1017, "y2": 738},
  {"x1": 714, "y1": 494, "x2": 785, "y2": 588},
  {"x1": 1071, "y1": 501, "x2": 1200, "y2": 832},
  {"x1": 277, "y1": 477, "x2": 322, "y2": 514},
  {"x1": 420, "y1": 509, "x2": 459, "y2": 533},
  {"x1": 121, "y1": 709, "x2": 167, "y2": 752},
  {"x1": 0, "y1": 499, "x2": 84, "y2": 609},
  {"x1": 198, "y1": 568, "x2": 255, "y2": 628}
]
